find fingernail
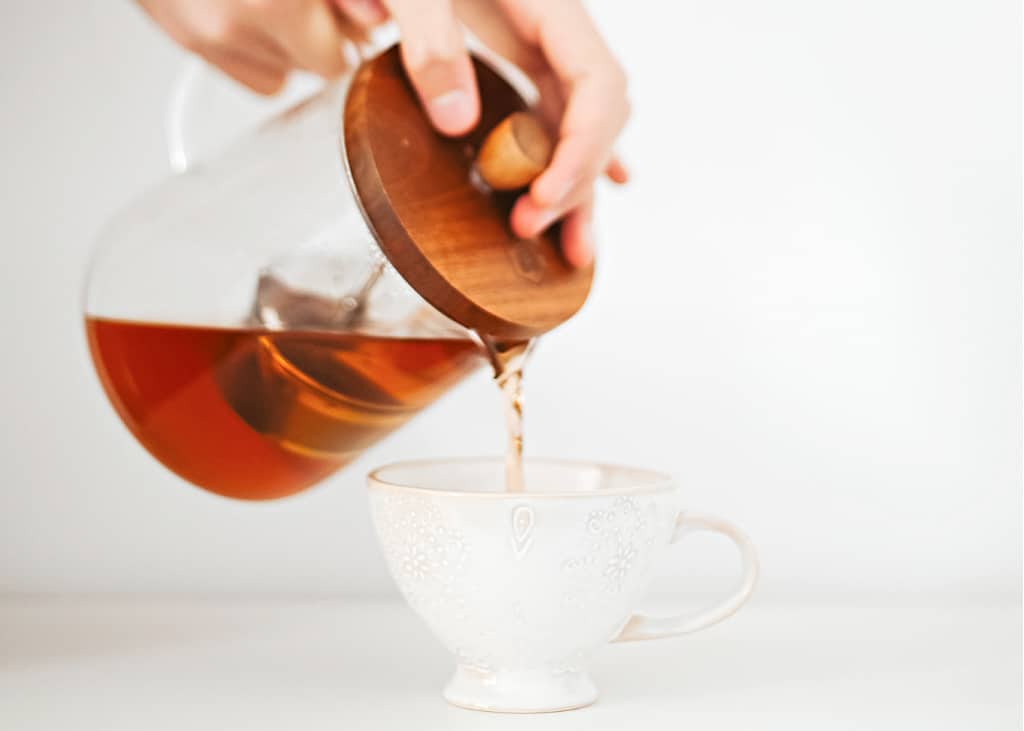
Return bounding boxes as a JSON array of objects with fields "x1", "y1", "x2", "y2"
[{"x1": 429, "y1": 90, "x2": 474, "y2": 135}]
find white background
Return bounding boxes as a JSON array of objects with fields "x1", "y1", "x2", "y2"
[{"x1": 0, "y1": 0, "x2": 1019, "y2": 604}]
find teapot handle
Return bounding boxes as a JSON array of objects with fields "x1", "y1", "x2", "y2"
[{"x1": 165, "y1": 56, "x2": 206, "y2": 173}]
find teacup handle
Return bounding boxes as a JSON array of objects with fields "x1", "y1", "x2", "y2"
[{"x1": 613, "y1": 512, "x2": 759, "y2": 642}]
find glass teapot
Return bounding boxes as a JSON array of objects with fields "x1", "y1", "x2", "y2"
[{"x1": 83, "y1": 44, "x2": 593, "y2": 501}]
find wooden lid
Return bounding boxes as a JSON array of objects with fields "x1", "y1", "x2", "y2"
[{"x1": 343, "y1": 46, "x2": 593, "y2": 339}]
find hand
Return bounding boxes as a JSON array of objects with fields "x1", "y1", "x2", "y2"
[
  {"x1": 139, "y1": 0, "x2": 629, "y2": 268},
  {"x1": 336, "y1": 0, "x2": 630, "y2": 267},
  {"x1": 137, "y1": 0, "x2": 384, "y2": 93}
]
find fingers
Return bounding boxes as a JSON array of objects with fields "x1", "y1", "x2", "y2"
[
  {"x1": 332, "y1": 0, "x2": 389, "y2": 28},
  {"x1": 488, "y1": 0, "x2": 628, "y2": 251},
  {"x1": 231, "y1": 26, "x2": 290, "y2": 69},
  {"x1": 519, "y1": 69, "x2": 628, "y2": 185},
  {"x1": 509, "y1": 178, "x2": 586, "y2": 235},
  {"x1": 511, "y1": 188, "x2": 595, "y2": 267},
  {"x1": 384, "y1": 0, "x2": 480, "y2": 136},
  {"x1": 141, "y1": 0, "x2": 368, "y2": 93},
  {"x1": 201, "y1": 46, "x2": 288, "y2": 95},
  {"x1": 560, "y1": 194, "x2": 595, "y2": 268},
  {"x1": 529, "y1": 64, "x2": 628, "y2": 210},
  {"x1": 273, "y1": 1, "x2": 350, "y2": 77},
  {"x1": 605, "y1": 156, "x2": 629, "y2": 184},
  {"x1": 509, "y1": 130, "x2": 614, "y2": 239}
]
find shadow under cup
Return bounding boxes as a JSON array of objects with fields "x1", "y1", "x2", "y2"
[{"x1": 366, "y1": 459, "x2": 681, "y2": 712}]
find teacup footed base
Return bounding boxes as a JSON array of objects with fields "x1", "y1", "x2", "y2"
[{"x1": 443, "y1": 665, "x2": 599, "y2": 713}]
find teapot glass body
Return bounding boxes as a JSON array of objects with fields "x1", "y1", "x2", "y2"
[{"x1": 84, "y1": 74, "x2": 486, "y2": 501}]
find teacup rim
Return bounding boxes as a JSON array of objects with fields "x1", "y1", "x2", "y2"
[{"x1": 366, "y1": 457, "x2": 676, "y2": 499}]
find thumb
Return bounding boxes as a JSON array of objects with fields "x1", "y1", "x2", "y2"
[{"x1": 384, "y1": 0, "x2": 480, "y2": 136}]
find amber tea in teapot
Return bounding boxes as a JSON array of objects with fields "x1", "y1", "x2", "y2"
[
  {"x1": 83, "y1": 46, "x2": 589, "y2": 500},
  {"x1": 87, "y1": 317, "x2": 483, "y2": 500}
]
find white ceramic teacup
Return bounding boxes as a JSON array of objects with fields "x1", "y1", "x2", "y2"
[{"x1": 367, "y1": 458, "x2": 759, "y2": 713}]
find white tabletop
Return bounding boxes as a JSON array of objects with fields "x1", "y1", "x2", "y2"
[{"x1": 1, "y1": 597, "x2": 1019, "y2": 730}]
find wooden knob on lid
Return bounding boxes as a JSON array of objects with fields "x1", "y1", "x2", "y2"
[
  {"x1": 343, "y1": 46, "x2": 592, "y2": 340},
  {"x1": 475, "y1": 112, "x2": 553, "y2": 191}
]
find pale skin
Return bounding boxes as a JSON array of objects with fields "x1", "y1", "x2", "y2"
[{"x1": 138, "y1": 0, "x2": 629, "y2": 267}]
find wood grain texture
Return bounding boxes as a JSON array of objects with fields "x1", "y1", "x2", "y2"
[{"x1": 344, "y1": 46, "x2": 593, "y2": 339}]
